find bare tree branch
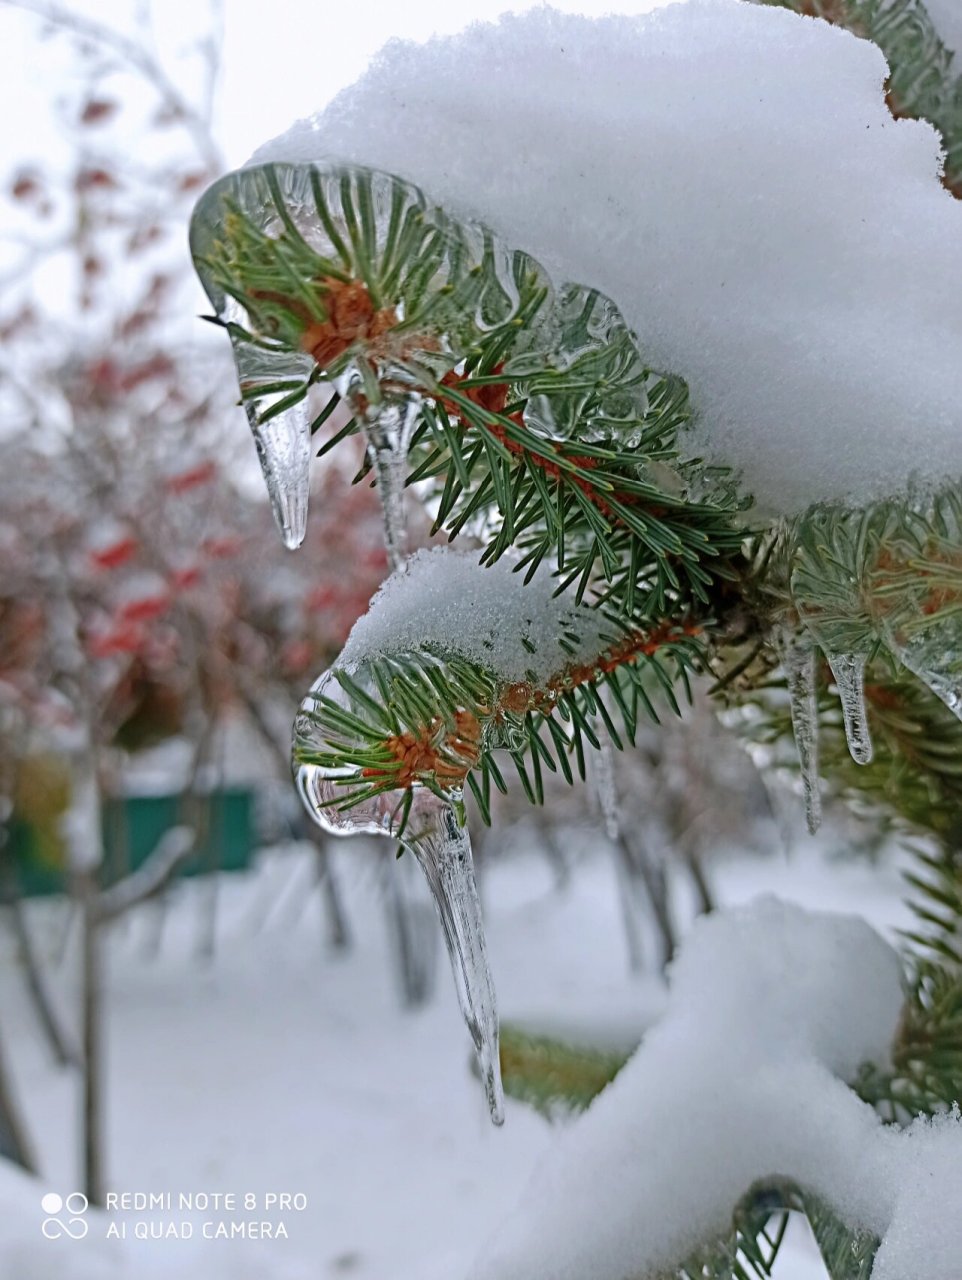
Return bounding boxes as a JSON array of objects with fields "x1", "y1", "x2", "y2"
[
  {"x1": 95, "y1": 823, "x2": 194, "y2": 923},
  {"x1": 0, "y1": 0, "x2": 224, "y2": 173}
]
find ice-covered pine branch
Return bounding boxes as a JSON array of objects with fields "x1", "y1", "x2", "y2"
[
  {"x1": 192, "y1": 0, "x2": 962, "y2": 831},
  {"x1": 292, "y1": 547, "x2": 707, "y2": 1129},
  {"x1": 470, "y1": 899, "x2": 962, "y2": 1280},
  {"x1": 191, "y1": 156, "x2": 747, "y2": 616},
  {"x1": 293, "y1": 547, "x2": 703, "y2": 826}
]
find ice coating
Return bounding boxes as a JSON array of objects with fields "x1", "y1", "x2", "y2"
[
  {"x1": 294, "y1": 668, "x2": 504, "y2": 1124},
  {"x1": 592, "y1": 736, "x2": 621, "y2": 845},
  {"x1": 469, "y1": 899, "x2": 922, "y2": 1280},
  {"x1": 827, "y1": 650, "x2": 874, "y2": 766},
  {"x1": 252, "y1": 0, "x2": 962, "y2": 515},
  {"x1": 884, "y1": 617, "x2": 962, "y2": 724},
  {"x1": 340, "y1": 546, "x2": 612, "y2": 686},
  {"x1": 776, "y1": 627, "x2": 822, "y2": 834}
]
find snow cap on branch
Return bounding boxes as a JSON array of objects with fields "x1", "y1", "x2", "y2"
[
  {"x1": 467, "y1": 898, "x2": 959, "y2": 1280},
  {"x1": 253, "y1": 0, "x2": 962, "y2": 515},
  {"x1": 340, "y1": 547, "x2": 610, "y2": 685}
]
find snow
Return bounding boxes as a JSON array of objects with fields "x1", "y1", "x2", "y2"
[
  {"x1": 0, "y1": 838, "x2": 912, "y2": 1280},
  {"x1": 251, "y1": 0, "x2": 962, "y2": 515},
  {"x1": 339, "y1": 546, "x2": 610, "y2": 684},
  {"x1": 661, "y1": 898, "x2": 903, "y2": 1079},
  {"x1": 470, "y1": 898, "x2": 914, "y2": 1280},
  {"x1": 925, "y1": 0, "x2": 962, "y2": 57},
  {"x1": 872, "y1": 1109, "x2": 962, "y2": 1280}
]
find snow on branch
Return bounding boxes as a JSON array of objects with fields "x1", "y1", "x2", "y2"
[
  {"x1": 340, "y1": 548, "x2": 611, "y2": 687},
  {"x1": 469, "y1": 898, "x2": 962, "y2": 1280},
  {"x1": 254, "y1": 0, "x2": 962, "y2": 515}
]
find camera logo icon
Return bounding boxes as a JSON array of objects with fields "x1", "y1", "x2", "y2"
[{"x1": 41, "y1": 1192, "x2": 89, "y2": 1240}]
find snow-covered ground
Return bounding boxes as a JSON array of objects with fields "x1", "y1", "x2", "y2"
[{"x1": 0, "y1": 832, "x2": 913, "y2": 1278}]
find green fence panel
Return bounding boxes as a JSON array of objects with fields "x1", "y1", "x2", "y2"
[{"x1": 5, "y1": 788, "x2": 255, "y2": 898}]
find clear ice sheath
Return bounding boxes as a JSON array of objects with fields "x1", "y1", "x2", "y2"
[
  {"x1": 408, "y1": 805, "x2": 505, "y2": 1126},
  {"x1": 779, "y1": 629, "x2": 822, "y2": 835},
  {"x1": 826, "y1": 651, "x2": 873, "y2": 765},
  {"x1": 367, "y1": 442, "x2": 408, "y2": 572},
  {"x1": 886, "y1": 628, "x2": 962, "y2": 725}
]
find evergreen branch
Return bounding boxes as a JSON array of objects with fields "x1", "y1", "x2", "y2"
[
  {"x1": 193, "y1": 163, "x2": 752, "y2": 634},
  {"x1": 497, "y1": 1025, "x2": 631, "y2": 1119},
  {"x1": 293, "y1": 620, "x2": 706, "y2": 824},
  {"x1": 194, "y1": 163, "x2": 962, "y2": 1003},
  {"x1": 672, "y1": 1182, "x2": 877, "y2": 1280}
]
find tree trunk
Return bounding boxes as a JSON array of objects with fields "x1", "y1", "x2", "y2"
[
  {"x1": 0, "y1": 1018, "x2": 37, "y2": 1174},
  {"x1": 621, "y1": 832, "x2": 677, "y2": 970},
  {"x1": 78, "y1": 868, "x2": 104, "y2": 1205},
  {"x1": 314, "y1": 838, "x2": 351, "y2": 950},
  {"x1": 4, "y1": 887, "x2": 81, "y2": 1067}
]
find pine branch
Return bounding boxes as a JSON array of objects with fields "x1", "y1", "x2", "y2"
[
  {"x1": 193, "y1": 160, "x2": 962, "y2": 907},
  {"x1": 195, "y1": 163, "x2": 749, "y2": 624},
  {"x1": 293, "y1": 622, "x2": 704, "y2": 827},
  {"x1": 498, "y1": 1025, "x2": 631, "y2": 1120},
  {"x1": 195, "y1": 163, "x2": 757, "y2": 816}
]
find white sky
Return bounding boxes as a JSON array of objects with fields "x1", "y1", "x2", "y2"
[{"x1": 0, "y1": 0, "x2": 675, "y2": 181}]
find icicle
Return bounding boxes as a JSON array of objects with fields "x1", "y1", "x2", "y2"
[
  {"x1": 409, "y1": 804, "x2": 504, "y2": 1125},
  {"x1": 591, "y1": 736, "x2": 645, "y2": 972},
  {"x1": 592, "y1": 737, "x2": 622, "y2": 844},
  {"x1": 357, "y1": 393, "x2": 422, "y2": 571},
  {"x1": 776, "y1": 628, "x2": 822, "y2": 835},
  {"x1": 249, "y1": 399, "x2": 312, "y2": 550},
  {"x1": 229, "y1": 331, "x2": 315, "y2": 550},
  {"x1": 294, "y1": 670, "x2": 504, "y2": 1124},
  {"x1": 826, "y1": 651, "x2": 873, "y2": 765}
]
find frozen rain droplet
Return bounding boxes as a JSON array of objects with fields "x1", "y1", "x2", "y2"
[
  {"x1": 590, "y1": 734, "x2": 645, "y2": 973},
  {"x1": 293, "y1": 669, "x2": 504, "y2": 1124},
  {"x1": 826, "y1": 651, "x2": 873, "y2": 765},
  {"x1": 776, "y1": 628, "x2": 822, "y2": 835}
]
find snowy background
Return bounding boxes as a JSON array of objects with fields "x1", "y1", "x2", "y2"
[{"x1": 0, "y1": 833, "x2": 914, "y2": 1278}]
